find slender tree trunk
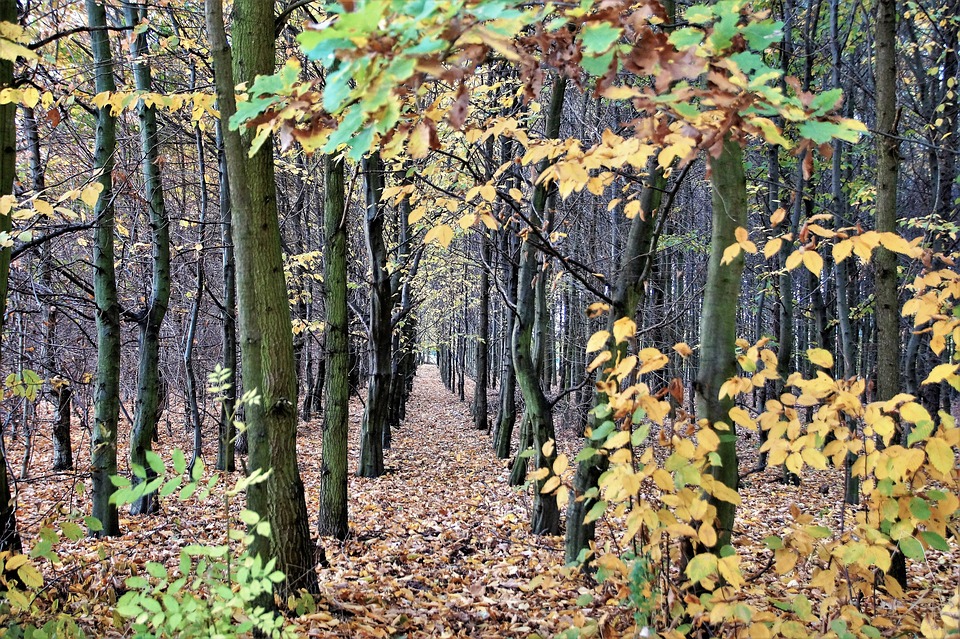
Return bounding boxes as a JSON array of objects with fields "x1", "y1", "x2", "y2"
[
  {"x1": 318, "y1": 153, "x2": 349, "y2": 540},
  {"x1": 88, "y1": 0, "x2": 121, "y2": 537},
  {"x1": 514, "y1": 77, "x2": 567, "y2": 536},
  {"x1": 695, "y1": 138, "x2": 747, "y2": 551},
  {"x1": 0, "y1": 0, "x2": 21, "y2": 552},
  {"x1": 358, "y1": 153, "x2": 391, "y2": 477},
  {"x1": 874, "y1": 0, "x2": 907, "y2": 589},
  {"x1": 474, "y1": 235, "x2": 491, "y2": 431},
  {"x1": 185, "y1": 107, "x2": 207, "y2": 475},
  {"x1": 124, "y1": 1, "x2": 172, "y2": 515},
  {"x1": 206, "y1": 0, "x2": 319, "y2": 598},
  {"x1": 216, "y1": 120, "x2": 237, "y2": 472}
]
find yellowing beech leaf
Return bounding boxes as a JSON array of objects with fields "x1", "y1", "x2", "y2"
[
  {"x1": 832, "y1": 239, "x2": 853, "y2": 263},
  {"x1": 770, "y1": 207, "x2": 786, "y2": 226},
  {"x1": 552, "y1": 453, "x2": 569, "y2": 475},
  {"x1": 923, "y1": 363, "x2": 959, "y2": 385},
  {"x1": 541, "y1": 475, "x2": 561, "y2": 494},
  {"x1": 508, "y1": 187, "x2": 523, "y2": 201},
  {"x1": 763, "y1": 237, "x2": 782, "y2": 259},
  {"x1": 698, "y1": 522, "x2": 717, "y2": 547},
  {"x1": 673, "y1": 342, "x2": 693, "y2": 357},
  {"x1": 721, "y1": 242, "x2": 741, "y2": 265},
  {"x1": 33, "y1": 199, "x2": 54, "y2": 216},
  {"x1": 735, "y1": 226, "x2": 749, "y2": 244},
  {"x1": 479, "y1": 183, "x2": 496, "y2": 202},
  {"x1": 685, "y1": 553, "x2": 717, "y2": 584},
  {"x1": 807, "y1": 348, "x2": 834, "y2": 368},
  {"x1": 613, "y1": 317, "x2": 636, "y2": 343},
  {"x1": 423, "y1": 224, "x2": 453, "y2": 248},
  {"x1": 587, "y1": 350, "x2": 612, "y2": 372},
  {"x1": 541, "y1": 439, "x2": 555, "y2": 457},
  {"x1": 785, "y1": 249, "x2": 803, "y2": 271},
  {"x1": 586, "y1": 330, "x2": 610, "y2": 353},
  {"x1": 900, "y1": 402, "x2": 931, "y2": 424},
  {"x1": 926, "y1": 437, "x2": 954, "y2": 475},
  {"x1": 729, "y1": 407, "x2": 755, "y2": 429},
  {"x1": 802, "y1": 249, "x2": 824, "y2": 277}
]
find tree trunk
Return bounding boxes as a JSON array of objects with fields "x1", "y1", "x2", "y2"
[
  {"x1": 513, "y1": 77, "x2": 567, "y2": 536},
  {"x1": 206, "y1": 0, "x2": 319, "y2": 598},
  {"x1": 216, "y1": 119, "x2": 237, "y2": 472},
  {"x1": 358, "y1": 153, "x2": 392, "y2": 477},
  {"x1": 473, "y1": 235, "x2": 491, "y2": 431},
  {"x1": 88, "y1": 0, "x2": 121, "y2": 538},
  {"x1": 125, "y1": 1, "x2": 172, "y2": 515},
  {"x1": 695, "y1": 138, "x2": 747, "y2": 552},
  {"x1": 874, "y1": 0, "x2": 907, "y2": 589},
  {"x1": 318, "y1": 153, "x2": 349, "y2": 540},
  {"x1": 0, "y1": 0, "x2": 21, "y2": 552}
]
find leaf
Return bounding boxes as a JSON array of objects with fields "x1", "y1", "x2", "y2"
[
  {"x1": 423, "y1": 224, "x2": 454, "y2": 248},
  {"x1": 612, "y1": 317, "x2": 635, "y2": 343},
  {"x1": 584, "y1": 500, "x2": 607, "y2": 524},
  {"x1": 721, "y1": 242, "x2": 741, "y2": 265},
  {"x1": 806, "y1": 348, "x2": 833, "y2": 368},
  {"x1": 919, "y1": 530, "x2": 950, "y2": 552},
  {"x1": 922, "y1": 363, "x2": 958, "y2": 385},
  {"x1": 802, "y1": 249, "x2": 823, "y2": 276},
  {"x1": 685, "y1": 553, "x2": 717, "y2": 583},
  {"x1": 586, "y1": 330, "x2": 611, "y2": 353},
  {"x1": 898, "y1": 536, "x2": 924, "y2": 561},
  {"x1": 925, "y1": 437, "x2": 954, "y2": 475},
  {"x1": 17, "y1": 562, "x2": 44, "y2": 589},
  {"x1": 673, "y1": 342, "x2": 693, "y2": 358},
  {"x1": 552, "y1": 454, "x2": 568, "y2": 476}
]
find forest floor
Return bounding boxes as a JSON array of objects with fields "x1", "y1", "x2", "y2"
[{"x1": 6, "y1": 365, "x2": 960, "y2": 637}]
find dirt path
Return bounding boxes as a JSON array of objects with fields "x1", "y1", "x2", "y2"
[{"x1": 295, "y1": 365, "x2": 624, "y2": 637}]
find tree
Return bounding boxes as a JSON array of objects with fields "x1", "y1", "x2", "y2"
[
  {"x1": 318, "y1": 152, "x2": 349, "y2": 539},
  {"x1": 205, "y1": 0, "x2": 319, "y2": 598},
  {"x1": 124, "y1": 0, "x2": 172, "y2": 516},
  {"x1": 87, "y1": 0, "x2": 122, "y2": 538}
]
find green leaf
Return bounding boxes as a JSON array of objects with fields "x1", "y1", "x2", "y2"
[
  {"x1": 668, "y1": 27, "x2": 704, "y2": 50},
  {"x1": 61, "y1": 521, "x2": 84, "y2": 542},
  {"x1": 146, "y1": 562, "x2": 168, "y2": 580},
  {"x1": 131, "y1": 463, "x2": 147, "y2": 480},
  {"x1": 763, "y1": 535, "x2": 783, "y2": 550},
  {"x1": 239, "y1": 509, "x2": 261, "y2": 526},
  {"x1": 684, "y1": 553, "x2": 717, "y2": 583},
  {"x1": 684, "y1": 4, "x2": 714, "y2": 24},
  {"x1": 191, "y1": 456, "x2": 205, "y2": 482},
  {"x1": 125, "y1": 575, "x2": 150, "y2": 590},
  {"x1": 810, "y1": 88, "x2": 843, "y2": 115},
  {"x1": 85, "y1": 515, "x2": 103, "y2": 532},
  {"x1": 583, "y1": 500, "x2": 607, "y2": 524},
  {"x1": 580, "y1": 22, "x2": 622, "y2": 55},
  {"x1": 589, "y1": 421, "x2": 616, "y2": 441},
  {"x1": 172, "y1": 449, "x2": 186, "y2": 475},
  {"x1": 111, "y1": 474, "x2": 131, "y2": 488},
  {"x1": 919, "y1": 530, "x2": 950, "y2": 552},
  {"x1": 898, "y1": 536, "x2": 924, "y2": 561},
  {"x1": 631, "y1": 424, "x2": 650, "y2": 446},
  {"x1": 907, "y1": 419, "x2": 935, "y2": 446},
  {"x1": 581, "y1": 50, "x2": 615, "y2": 77},
  {"x1": 909, "y1": 497, "x2": 932, "y2": 521},
  {"x1": 159, "y1": 476, "x2": 183, "y2": 498},
  {"x1": 145, "y1": 450, "x2": 165, "y2": 476}
]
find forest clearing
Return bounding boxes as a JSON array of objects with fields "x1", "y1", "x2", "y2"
[{"x1": 1, "y1": 0, "x2": 960, "y2": 636}]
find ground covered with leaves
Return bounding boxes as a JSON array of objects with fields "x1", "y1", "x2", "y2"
[{"x1": 7, "y1": 366, "x2": 960, "y2": 637}]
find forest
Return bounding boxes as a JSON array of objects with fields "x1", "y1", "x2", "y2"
[{"x1": 0, "y1": 0, "x2": 958, "y2": 636}]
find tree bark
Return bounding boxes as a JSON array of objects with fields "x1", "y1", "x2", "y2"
[
  {"x1": 318, "y1": 153, "x2": 349, "y2": 540},
  {"x1": 206, "y1": 0, "x2": 319, "y2": 598},
  {"x1": 88, "y1": 0, "x2": 121, "y2": 538}
]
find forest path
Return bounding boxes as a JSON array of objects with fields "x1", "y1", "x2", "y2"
[{"x1": 294, "y1": 364, "x2": 625, "y2": 637}]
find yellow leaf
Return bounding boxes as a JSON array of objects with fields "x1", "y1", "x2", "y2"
[
  {"x1": 21, "y1": 87, "x2": 39, "y2": 108},
  {"x1": 721, "y1": 242, "x2": 741, "y2": 265},
  {"x1": 613, "y1": 317, "x2": 636, "y2": 343},
  {"x1": 763, "y1": 237, "x2": 782, "y2": 259},
  {"x1": 925, "y1": 437, "x2": 953, "y2": 475},
  {"x1": 806, "y1": 348, "x2": 834, "y2": 368},
  {"x1": 423, "y1": 224, "x2": 454, "y2": 248},
  {"x1": 479, "y1": 183, "x2": 496, "y2": 202},
  {"x1": 785, "y1": 250, "x2": 803, "y2": 271},
  {"x1": 586, "y1": 330, "x2": 611, "y2": 353},
  {"x1": 541, "y1": 475, "x2": 561, "y2": 494},
  {"x1": 832, "y1": 240, "x2": 853, "y2": 263},
  {"x1": 623, "y1": 200, "x2": 642, "y2": 219},
  {"x1": 603, "y1": 431, "x2": 630, "y2": 450},
  {"x1": 735, "y1": 226, "x2": 749, "y2": 244},
  {"x1": 33, "y1": 199, "x2": 54, "y2": 217},
  {"x1": 770, "y1": 207, "x2": 786, "y2": 226},
  {"x1": 802, "y1": 249, "x2": 824, "y2": 276},
  {"x1": 17, "y1": 562, "x2": 43, "y2": 589},
  {"x1": 698, "y1": 427, "x2": 720, "y2": 452},
  {"x1": 5, "y1": 554, "x2": 28, "y2": 571},
  {"x1": 81, "y1": 183, "x2": 104, "y2": 207},
  {"x1": 698, "y1": 522, "x2": 717, "y2": 547},
  {"x1": 673, "y1": 342, "x2": 693, "y2": 358},
  {"x1": 541, "y1": 439, "x2": 555, "y2": 457},
  {"x1": 552, "y1": 453, "x2": 569, "y2": 476},
  {"x1": 587, "y1": 351, "x2": 612, "y2": 372},
  {"x1": 923, "y1": 363, "x2": 958, "y2": 385},
  {"x1": 900, "y1": 402, "x2": 931, "y2": 424},
  {"x1": 508, "y1": 188, "x2": 523, "y2": 201}
]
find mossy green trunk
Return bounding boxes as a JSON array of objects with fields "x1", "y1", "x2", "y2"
[
  {"x1": 125, "y1": 1, "x2": 172, "y2": 516},
  {"x1": 87, "y1": 0, "x2": 121, "y2": 538},
  {"x1": 318, "y1": 154, "x2": 349, "y2": 539},
  {"x1": 206, "y1": 0, "x2": 319, "y2": 598},
  {"x1": 513, "y1": 78, "x2": 566, "y2": 536},
  {"x1": 695, "y1": 138, "x2": 746, "y2": 551}
]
